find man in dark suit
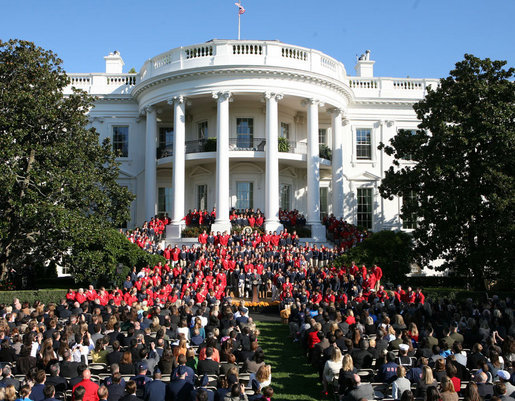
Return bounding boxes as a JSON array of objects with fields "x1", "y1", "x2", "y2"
[
  {"x1": 107, "y1": 372, "x2": 126, "y2": 401},
  {"x1": 143, "y1": 371, "x2": 166, "y2": 401},
  {"x1": 45, "y1": 363, "x2": 67, "y2": 399},
  {"x1": 60, "y1": 350, "x2": 81, "y2": 378},
  {"x1": 196, "y1": 347, "x2": 220, "y2": 376},
  {"x1": 351, "y1": 339, "x2": 374, "y2": 370},
  {"x1": 475, "y1": 372, "x2": 494, "y2": 399},
  {"x1": 107, "y1": 341, "x2": 124, "y2": 366},
  {"x1": 166, "y1": 366, "x2": 194, "y2": 401},
  {"x1": 0, "y1": 365, "x2": 20, "y2": 391},
  {"x1": 342, "y1": 374, "x2": 374, "y2": 401}
]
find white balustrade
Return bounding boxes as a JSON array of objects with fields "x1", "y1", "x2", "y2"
[{"x1": 232, "y1": 43, "x2": 263, "y2": 55}]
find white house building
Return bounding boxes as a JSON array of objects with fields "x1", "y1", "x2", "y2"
[{"x1": 64, "y1": 40, "x2": 438, "y2": 241}]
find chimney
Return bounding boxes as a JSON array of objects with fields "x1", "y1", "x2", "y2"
[
  {"x1": 104, "y1": 50, "x2": 124, "y2": 74},
  {"x1": 354, "y1": 50, "x2": 375, "y2": 78}
]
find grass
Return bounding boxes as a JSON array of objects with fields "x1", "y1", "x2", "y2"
[{"x1": 256, "y1": 320, "x2": 321, "y2": 401}]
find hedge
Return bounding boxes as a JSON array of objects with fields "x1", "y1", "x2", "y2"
[{"x1": 0, "y1": 289, "x2": 68, "y2": 305}]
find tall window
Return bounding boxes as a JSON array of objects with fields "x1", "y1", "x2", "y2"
[
  {"x1": 197, "y1": 121, "x2": 208, "y2": 140},
  {"x1": 280, "y1": 122, "x2": 290, "y2": 139},
  {"x1": 319, "y1": 128, "x2": 327, "y2": 145},
  {"x1": 357, "y1": 188, "x2": 373, "y2": 229},
  {"x1": 401, "y1": 129, "x2": 417, "y2": 161},
  {"x1": 158, "y1": 127, "x2": 173, "y2": 158},
  {"x1": 197, "y1": 184, "x2": 208, "y2": 211},
  {"x1": 113, "y1": 126, "x2": 129, "y2": 157},
  {"x1": 402, "y1": 190, "x2": 417, "y2": 229},
  {"x1": 236, "y1": 182, "x2": 253, "y2": 209},
  {"x1": 236, "y1": 118, "x2": 254, "y2": 148},
  {"x1": 158, "y1": 187, "x2": 173, "y2": 214},
  {"x1": 356, "y1": 128, "x2": 372, "y2": 160},
  {"x1": 320, "y1": 187, "x2": 329, "y2": 219},
  {"x1": 280, "y1": 184, "x2": 291, "y2": 210}
]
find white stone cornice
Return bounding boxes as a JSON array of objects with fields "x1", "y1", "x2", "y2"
[{"x1": 131, "y1": 67, "x2": 354, "y2": 104}]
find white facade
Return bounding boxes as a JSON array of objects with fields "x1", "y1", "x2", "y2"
[{"x1": 64, "y1": 42, "x2": 438, "y2": 240}]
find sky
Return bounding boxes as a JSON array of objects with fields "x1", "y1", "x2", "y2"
[{"x1": 1, "y1": 0, "x2": 513, "y2": 79}]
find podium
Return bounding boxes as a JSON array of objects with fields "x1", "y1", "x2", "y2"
[{"x1": 252, "y1": 281, "x2": 259, "y2": 303}]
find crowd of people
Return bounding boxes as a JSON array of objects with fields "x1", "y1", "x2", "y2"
[
  {"x1": 0, "y1": 294, "x2": 274, "y2": 401},
  {"x1": 284, "y1": 291, "x2": 514, "y2": 401},
  {"x1": 182, "y1": 208, "x2": 307, "y2": 230},
  {"x1": 323, "y1": 215, "x2": 370, "y2": 252}
]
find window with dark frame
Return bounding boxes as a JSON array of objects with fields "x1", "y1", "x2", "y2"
[
  {"x1": 113, "y1": 126, "x2": 129, "y2": 157},
  {"x1": 356, "y1": 128, "x2": 372, "y2": 160},
  {"x1": 357, "y1": 188, "x2": 373, "y2": 229}
]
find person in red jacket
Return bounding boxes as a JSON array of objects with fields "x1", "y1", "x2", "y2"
[
  {"x1": 415, "y1": 287, "x2": 425, "y2": 304},
  {"x1": 72, "y1": 369, "x2": 99, "y2": 401},
  {"x1": 372, "y1": 264, "x2": 383, "y2": 291}
]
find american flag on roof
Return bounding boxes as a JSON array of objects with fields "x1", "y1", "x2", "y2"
[{"x1": 235, "y1": 1, "x2": 245, "y2": 15}]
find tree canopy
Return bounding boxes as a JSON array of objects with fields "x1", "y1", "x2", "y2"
[
  {"x1": 379, "y1": 54, "x2": 514, "y2": 289},
  {"x1": 338, "y1": 230, "x2": 414, "y2": 285},
  {"x1": 0, "y1": 39, "x2": 134, "y2": 283}
]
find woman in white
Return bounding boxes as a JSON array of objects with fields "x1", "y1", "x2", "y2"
[
  {"x1": 323, "y1": 347, "x2": 343, "y2": 393},
  {"x1": 392, "y1": 365, "x2": 411, "y2": 400},
  {"x1": 249, "y1": 364, "x2": 272, "y2": 389}
]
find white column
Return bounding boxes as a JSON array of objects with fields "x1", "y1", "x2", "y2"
[
  {"x1": 264, "y1": 92, "x2": 284, "y2": 234},
  {"x1": 167, "y1": 96, "x2": 186, "y2": 238},
  {"x1": 304, "y1": 98, "x2": 326, "y2": 241},
  {"x1": 211, "y1": 91, "x2": 232, "y2": 234},
  {"x1": 330, "y1": 108, "x2": 344, "y2": 219},
  {"x1": 144, "y1": 106, "x2": 157, "y2": 221}
]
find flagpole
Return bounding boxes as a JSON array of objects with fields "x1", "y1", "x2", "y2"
[{"x1": 238, "y1": 12, "x2": 241, "y2": 40}]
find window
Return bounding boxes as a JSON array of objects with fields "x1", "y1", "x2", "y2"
[
  {"x1": 400, "y1": 129, "x2": 417, "y2": 161},
  {"x1": 280, "y1": 122, "x2": 290, "y2": 139},
  {"x1": 280, "y1": 184, "x2": 291, "y2": 210},
  {"x1": 319, "y1": 128, "x2": 327, "y2": 145},
  {"x1": 320, "y1": 187, "x2": 329, "y2": 219},
  {"x1": 357, "y1": 188, "x2": 373, "y2": 229},
  {"x1": 236, "y1": 182, "x2": 253, "y2": 209},
  {"x1": 402, "y1": 190, "x2": 417, "y2": 229},
  {"x1": 198, "y1": 121, "x2": 208, "y2": 140},
  {"x1": 158, "y1": 187, "x2": 173, "y2": 214},
  {"x1": 197, "y1": 184, "x2": 208, "y2": 211},
  {"x1": 356, "y1": 128, "x2": 372, "y2": 160},
  {"x1": 158, "y1": 127, "x2": 174, "y2": 158},
  {"x1": 236, "y1": 118, "x2": 254, "y2": 148},
  {"x1": 113, "y1": 126, "x2": 129, "y2": 157}
]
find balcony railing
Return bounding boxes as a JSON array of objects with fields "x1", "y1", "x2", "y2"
[
  {"x1": 156, "y1": 138, "x2": 320, "y2": 159},
  {"x1": 229, "y1": 138, "x2": 266, "y2": 151}
]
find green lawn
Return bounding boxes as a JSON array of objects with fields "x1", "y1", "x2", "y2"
[{"x1": 256, "y1": 321, "x2": 321, "y2": 401}]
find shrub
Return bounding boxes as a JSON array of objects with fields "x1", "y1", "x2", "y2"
[
  {"x1": 319, "y1": 144, "x2": 332, "y2": 160},
  {"x1": 278, "y1": 137, "x2": 290, "y2": 152},
  {"x1": 204, "y1": 137, "x2": 217, "y2": 152},
  {"x1": 0, "y1": 289, "x2": 67, "y2": 305},
  {"x1": 333, "y1": 230, "x2": 414, "y2": 284}
]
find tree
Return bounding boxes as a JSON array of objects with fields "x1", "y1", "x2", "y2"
[
  {"x1": 70, "y1": 228, "x2": 166, "y2": 287},
  {"x1": 0, "y1": 39, "x2": 134, "y2": 283},
  {"x1": 337, "y1": 230, "x2": 414, "y2": 284},
  {"x1": 379, "y1": 54, "x2": 514, "y2": 289}
]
